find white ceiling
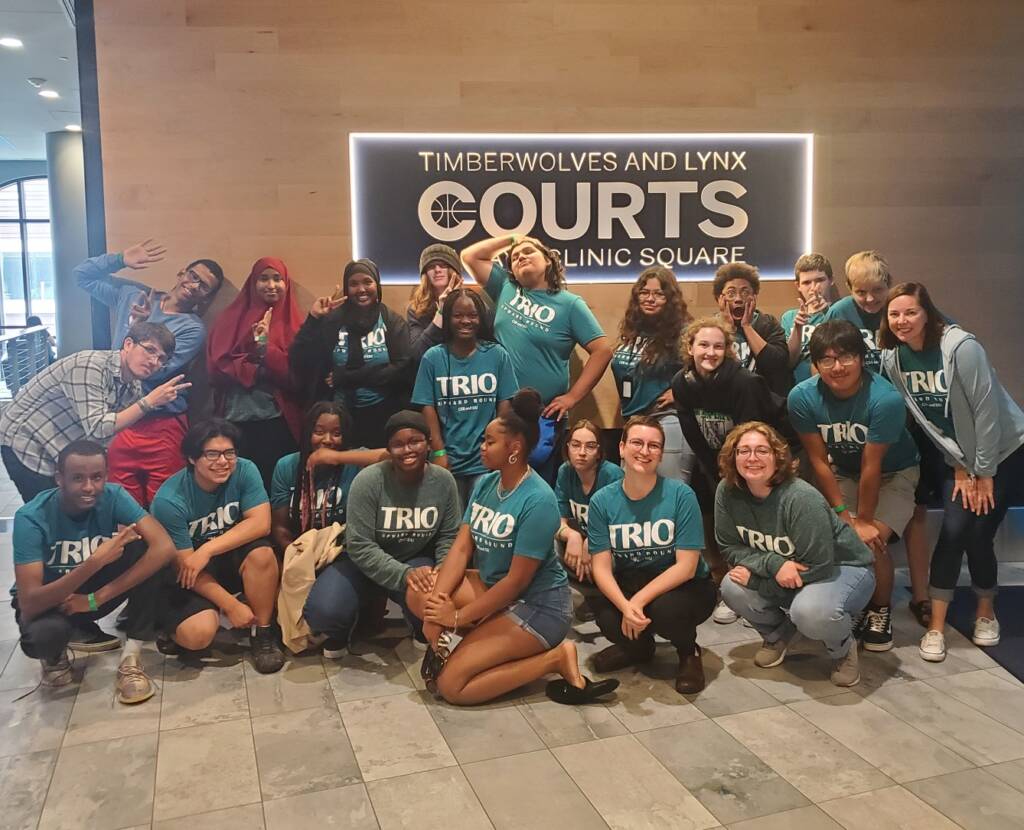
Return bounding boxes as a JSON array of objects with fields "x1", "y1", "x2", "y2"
[{"x1": 0, "y1": 0, "x2": 79, "y2": 160}]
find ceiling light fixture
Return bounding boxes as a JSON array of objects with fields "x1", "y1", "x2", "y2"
[
  {"x1": 65, "y1": 124, "x2": 81, "y2": 132},
  {"x1": 38, "y1": 89, "x2": 59, "y2": 99},
  {"x1": 0, "y1": 36, "x2": 24, "y2": 48}
]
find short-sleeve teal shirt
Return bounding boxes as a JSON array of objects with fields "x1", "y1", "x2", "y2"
[{"x1": 554, "y1": 460, "x2": 625, "y2": 532}]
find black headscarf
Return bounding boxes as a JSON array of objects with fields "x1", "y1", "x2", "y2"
[{"x1": 340, "y1": 258, "x2": 382, "y2": 368}]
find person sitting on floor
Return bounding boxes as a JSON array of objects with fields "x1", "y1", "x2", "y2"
[{"x1": 11, "y1": 440, "x2": 176, "y2": 702}]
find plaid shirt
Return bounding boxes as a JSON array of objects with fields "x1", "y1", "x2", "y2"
[{"x1": 0, "y1": 350, "x2": 141, "y2": 476}]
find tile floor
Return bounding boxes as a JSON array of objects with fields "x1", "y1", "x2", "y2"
[{"x1": 2, "y1": 568, "x2": 1024, "y2": 830}]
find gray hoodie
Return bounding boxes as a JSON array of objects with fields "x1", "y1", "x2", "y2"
[{"x1": 881, "y1": 325, "x2": 1024, "y2": 478}]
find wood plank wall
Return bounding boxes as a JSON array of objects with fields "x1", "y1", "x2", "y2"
[{"x1": 91, "y1": 0, "x2": 1024, "y2": 421}]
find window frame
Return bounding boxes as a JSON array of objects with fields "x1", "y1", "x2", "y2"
[{"x1": 0, "y1": 175, "x2": 51, "y2": 326}]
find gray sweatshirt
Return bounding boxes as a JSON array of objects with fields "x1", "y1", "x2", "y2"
[
  {"x1": 344, "y1": 461, "x2": 461, "y2": 590},
  {"x1": 714, "y1": 477, "x2": 873, "y2": 603},
  {"x1": 881, "y1": 325, "x2": 1024, "y2": 477}
]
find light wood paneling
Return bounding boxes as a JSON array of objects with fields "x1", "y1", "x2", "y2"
[{"x1": 92, "y1": 0, "x2": 1024, "y2": 423}]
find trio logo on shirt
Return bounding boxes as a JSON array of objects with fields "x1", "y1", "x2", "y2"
[
  {"x1": 735, "y1": 525, "x2": 795, "y2": 557},
  {"x1": 190, "y1": 502, "x2": 240, "y2": 539},
  {"x1": 46, "y1": 535, "x2": 110, "y2": 569},
  {"x1": 336, "y1": 328, "x2": 387, "y2": 350},
  {"x1": 817, "y1": 420, "x2": 868, "y2": 447},
  {"x1": 469, "y1": 503, "x2": 516, "y2": 540},
  {"x1": 903, "y1": 369, "x2": 947, "y2": 395},
  {"x1": 732, "y1": 340, "x2": 752, "y2": 367},
  {"x1": 437, "y1": 373, "x2": 498, "y2": 398},
  {"x1": 694, "y1": 409, "x2": 734, "y2": 450},
  {"x1": 379, "y1": 506, "x2": 439, "y2": 540},
  {"x1": 568, "y1": 499, "x2": 589, "y2": 528},
  {"x1": 609, "y1": 519, "x2": 674, "y2": 548},
  {"x1": 504, "y1": 290, "x2": 556, "y2": 333}
]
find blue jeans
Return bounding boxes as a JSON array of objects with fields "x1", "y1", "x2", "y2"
[
  {"x1": 721, "y1": 565, "x2": 875, "y2": 658},
  {"x1": 654, "y1": 412, "x2": 695, "y2": 484},
  {"x1": 303, "y1": 555, "x2": 433, "y2": 643}
]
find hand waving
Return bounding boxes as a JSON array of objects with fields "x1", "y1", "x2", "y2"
[{"x1": 123, "y1": 239, "x2": 166, "y2": 270}]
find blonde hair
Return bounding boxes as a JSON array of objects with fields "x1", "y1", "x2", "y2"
[
  {"x1": 718, "y1": 421, "x2": 798, "y2": 489},
  {"x1": 845, "y1": 250, "x2": 891, "y2": 288},
  {"x1": 682, "y1": 316, "x2": 735, "y2": 368}
]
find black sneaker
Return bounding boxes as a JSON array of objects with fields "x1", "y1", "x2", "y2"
[
  {"x1": 68, "y1": 621, "x2": 121, "y2": 653},
  {"x1": 850, "y1": 609, "x2": 867, "y2": 639},
  {"x1": 322, "y1": 637, "x2": 347, "y2": 660},
  {"x1": 155, "y1": 634, "x2": 180, "y2": 656},
  {"x1": 251, "y1": 625, "x2": 286, "y2": 674},
  {"x1": 861, "y1": 606, "x2": 894, "y2": 652}
]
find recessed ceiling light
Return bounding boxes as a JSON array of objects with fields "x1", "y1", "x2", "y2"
[
  {"x1": 0, "y1": 37, "x2": 24, "y2": 49},
  {"x1": 38, "y1": 89, "x2": 59, "y2": 99},
  {"x1": 65, "y1": 124, "x2": 81, "y2": 132}
]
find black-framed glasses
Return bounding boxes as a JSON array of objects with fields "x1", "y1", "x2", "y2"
[
  {"x1": 181, "y1": 267, "x2": 217, "y2": 296},
  {"x1": 138, "y1": 341, "x2": 169, "y2": 366},
  {"x1": 201, "y1": 449, "x2": 237, "y2": 462},
  {"x1": 387, "y1": 437, "x2": 428, "y2": 453},
  {"x1": 817, "y1": 354, "x2": 859, "y2": 370}
]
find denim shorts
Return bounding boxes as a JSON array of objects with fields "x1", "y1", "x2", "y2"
[{"x1": 505, "y1": 584, "x2": 573, "y2": 649}]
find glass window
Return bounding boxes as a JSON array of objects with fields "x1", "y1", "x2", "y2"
[
  {"x1": 22, "y1": 178, "x2": 51, "y2": 221},
  {"x1": 0, "y1": 177, "x2": 54, "y2": 330}
]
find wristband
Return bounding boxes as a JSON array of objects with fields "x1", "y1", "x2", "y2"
[
  {"x1": 833, "y1": 504, "x2": 848, "y2": 514},
  {"x1": 137, "y1": 397, "x2": 152, "y2": 414},
  {"x1": 431, "y1": 449, "x2": 447, "y2": 458},
  {"x1": 509, "y1": 234, "x2": 520, "y2": 247},
  {"x1": 87, "y1": 592, "x2": 98, "y2": 611}
]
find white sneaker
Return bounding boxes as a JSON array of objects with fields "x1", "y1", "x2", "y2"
[
  {"x1": 973, "y1": 617, "x2": 1001, "y2": 647},
  {"x1": 919, "y1": 629, "x2": 947, "y2": 662},
  {"x1": 712, "y1": 601, "x2": 738, "y2": 625}
]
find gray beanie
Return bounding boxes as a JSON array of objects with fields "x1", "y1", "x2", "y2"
[{"x1": 419, "y1": 244, "x2": 461, "y2": 276}]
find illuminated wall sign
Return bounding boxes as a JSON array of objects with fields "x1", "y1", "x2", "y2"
[{"x1": 350, "y1": 132, "x2": 813, "y2": 283}]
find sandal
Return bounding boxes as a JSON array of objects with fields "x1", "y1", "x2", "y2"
[
  {"x1": 545, "y1": 676, "x2": 620, "y2": 705},
  {"x1": 909, "y1": 599, "x2": 932, "y2": 629}
]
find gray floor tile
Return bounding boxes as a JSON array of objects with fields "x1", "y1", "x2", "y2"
[
  {"x1": 869, "y1": 679, "x2": 1024, "y2": 765},
  {"x1": 243, "y1": 653, "x2": 335, "y2": 718},
  {"x1": 367, "y1": 766, "x2": 492, "y2": 830},
  {"x1": 856, "y1": 643, "x2": 979, "y2": 693},
  {"x1": 987, "y1": 666, "x2": 1023, "y2": 686},
  {"x1": 393, "y1": 636, "x2": 428, "y2": 691},
  {"x1": 64, "y1": 649, "x2": 164, "y2": 746},
  {"x1": 554, "y1": 734, "x2": 719, "y2": 830},
  {"x1": 251, "y1": 705, "x2": 361, "y2": 800},
  {"x1": 818, "y1": 784, "x2": 961, "y2": 829},
  {"x1": 696, "y1": 619, "x2": 764, "y2": 648},
  {"x1": 0, "y1": 682, "x2": 78, "y2": 758},
  {"x1": 0, "y1": 643, "x2": 50, "y2": 691},
  {"x1": 517, "y1": 697, "x2": 627, "y2": 748},
  {"x1": 726, "y1": 805, "x2": 843, "y2": 830},
  {"x1": 789, "y1": 692, "x2": 972, "y2": 782},
  {"x1": 428, "y1": 698, "x2": 545, "y2": 763},
  {"x1": 600, "y1": 670, "x2": 707, "y2": 732},
  {"x1": 984, "y1": 759, "x2": 1024, "y2": 794},
  {"x1": 637, "y1": 720, "x2": 810, "y2": 824},
  {"x1": 38, "y1": 732, "x2": 158, "y2": 830},
  {"x1": 716, "y1": 706, "x2": 893, "y2": 802},
  {"x1": 463, "y1": 749, "x2": 607, "y2": 830},
  {"x1": 153, "y1": 719, "x2": 261, "y2": 822},
  {"x1": 159, "y1": 659, "x2": 249, "y2": 730},
  {"x1": 925, "y1": 669, "x2": 1024, "y2": 733},
  {"x1": 0, "y1": 637, "x2": 16, "y2": 673},
  {"x1": 0, "y1": 750, "x2": 56, "y2": 830},
  {"x1": 688, "y1": 650, "x2": 781, "y2": 718},
  {"x1": 154, "y1": 803, "x2": 266, "y2": 829},
  {"x1": 340, "y1": 691, "x2": 456, "y2": 782},
  {"x1": 325, "y1": 643, "x2": 416, "y2": 703},
  {"x1": 724, "y1": 648, "x2": 851, "y2": 704},
  {"x1": 262, "y1": 784, "x2": 377, "y2": 829},
  {"x1": 906, "y1": 768, "x2": 1024, "y2": 830}
]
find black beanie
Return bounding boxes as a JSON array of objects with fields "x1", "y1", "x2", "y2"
[
  {"x1": 419, "y1": 244, "x2": 461, "y2": 276},
  {"x1": 343, "y1": 258, "x2": 382, "y2": 298},
  {"x1": 384, "y1": 410, "x2": 429, "y2": 444}
]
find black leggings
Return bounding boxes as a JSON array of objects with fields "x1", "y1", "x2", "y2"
[
  {"x1": 1, "y1": 445, "x2": 55, "y2": 503},
  {"x1": 589, "y1": 568, "x2": 717, "y2": 658},
  {"x1": 929, "y1": 445, "x2": 1024, "y2": 601},
  {"x1": 233, "y1": 417, "x2": 297, "y2": 494}
]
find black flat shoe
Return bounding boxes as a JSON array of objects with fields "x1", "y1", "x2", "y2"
[{"x1": 545, "y1": 676, "x2": 620, "y2": 705}]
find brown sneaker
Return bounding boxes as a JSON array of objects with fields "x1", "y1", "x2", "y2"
[
  {"x1": 40, "y1": 653, "x2": 73, "y2": 687},
  {"x1": 754, "y1": 638, "x2": 788, "y2": 668},
  {"x1": 591, "y1": 642, "x2": 655, "y2": 673},
  {"x1": 675, "y1": 647, "x2": 706, "y2": 695},
  {"x1": 115, "y1": 655, "x2": 155, "y2": 704},
  {"x1": 830, "y1": 644, "x2": 860, "y2": 687}
]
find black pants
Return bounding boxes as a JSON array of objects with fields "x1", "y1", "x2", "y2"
[
  {"x1": 15, "y1": 541, "x2": 160, "y2": 661},
  {"x1": 930, "y1": 444, "x2": 1024, "y2": 601},
  {"x1": 590, "y1": 569, "x2": 717, "y2": 658},
  {"x1": 234, "y1": 417, "x2": 297, "y2": 494},
  {"x1": 1, "y1": 445, "x2": 55, "y2": 503},
  {"x1": 349, "y1": 396, "x2": 404, "y2": 449}
]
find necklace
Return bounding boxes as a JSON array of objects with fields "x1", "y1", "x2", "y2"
[{"x1": 497, "y1": 469, "x2": 531, "y2": 501}]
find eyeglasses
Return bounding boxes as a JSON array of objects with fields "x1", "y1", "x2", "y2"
[
  {"x1": 817, "y1": 354, "x2": 859, "y2": 370},
  {"x1": 388, "y1": 437, "x2": 428, "y2": 453},
  {"x1": 181, "y1": 268, "x2": 217, "y2": 296},
  {"x1": 201, "y1": 449, "x2": 237, "y2": 462},
  {"x1": 626, "y1": 438, "x2": 663, "y2": 452},
  {"x1": 637, "y1": 289, "x2": 666, "y2": 300},
  {"x1": 722, "y1": 288, "x2": 754, "y2": 300},
  {"x1": 568, "y1": 441, "x2": 600, "y2": 452},
  {"x1": 137, "y1": 341, "x2": 169, "y2": 366},
  {"x1": 735, "y1": 446, "x2": 772, "y2": 458}
]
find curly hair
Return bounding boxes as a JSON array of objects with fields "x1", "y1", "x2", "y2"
[
  {"x1": 717, "y1": 421, "x2": 798, "y2": 490},
  {"x1": 508, "y1": 237, "x2": 566, "y2": 293},
  {"x1": 618, "y1": 266, "x2": 691, "y2": 368},
  {"x1": 681, "y1": 316, "x2": 735, "y2": 369},
  {"x1": 712, "y1": 262, "x2": 760, "y2": 299}
]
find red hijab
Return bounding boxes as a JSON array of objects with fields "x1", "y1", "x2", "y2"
[{"x1": 206, "y1": 256, "x2": 304, "y2": 440}]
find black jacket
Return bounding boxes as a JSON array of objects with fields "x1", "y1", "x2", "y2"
[{"x1": 736, "y1": 312, "x2": 792, "y2": 397}]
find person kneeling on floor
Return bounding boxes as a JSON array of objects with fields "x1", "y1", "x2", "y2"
[
  {"x1": 11, "y1": 440, "x2": 176, "y2": 702},
  {"x1": 151, "y1": 419, "x2": 285, "y2": 673}
]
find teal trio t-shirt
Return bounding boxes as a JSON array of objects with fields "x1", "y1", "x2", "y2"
[
  {"x1": 485, "y1": 264, "x2": 604, "y2": 405},
  {"x1": 464, "y1": 470, "x2": 567, "y2": 599},
  {"x1": 555, "y1": 460, "x2": 625, "y2": 532},
  {"x1": 824, "y1": 297, "x2": 882, "y2": 372},
  {"x1": 587, "y1": 477, "x2": 709, "y2": 576},
  {"x1": 11, "y1": 483, "x2": 146, "y2": 593},
  {"x1": 788, "y1": 372, "x2": 919, "y2": 475},
  {"x1": 897, "y1": 344, "x2": 956, "y2": 440},
  {"x1": 332, "y1": 313, "x2": 391, "y2": 408},
  {"x1": 269, "y1": 452, "x2": 360, "y2": 528},
  {"x1": 781, "y1": 307, "x2": 829, "y2": 383},
  {"x1": 411, "y1": 342, "x2": 519, "y2": 476},
  {"x1": 151, "y1": 458, "x2": 268, "y2": 550},
  {"x1": 611, "y1": 338, "x2": 678, "y2": 417}
]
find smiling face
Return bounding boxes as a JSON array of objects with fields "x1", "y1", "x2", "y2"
[
  {"x1": 121, "y1": 337, "x2": 168, "y2": 381},
  {"x1": 171, "y1": 263, "x2": 219, "y2": 310},
  {"x1": 192, "y1": 435, "x2": 237, "y2": 490},
  {"x1": 886, "y1": 294, "x2": 928, "y2": 348},
  {"x1": 689, "y1": 326, "x2": 728, "y2": 377},
  {"x1": 56, "y1": 452, "x2": 107, "y2": 514},
  {"x1": 816, "y1": 348, "x2": 864, "y2": 398},
  {"x1": 310, "y1": 413, "x2": 343, "y2": 452},
  {"x1": 619, "y1": 424, "x2": 664, "y2": 476},
  {"x1": 637, "y1": 276, "x2": 668, "y2": 318},
  {"x1": 509, "y1": 241, "x2": 546, "y2": 286},
  {"x1": 425, "y1": 261, "x2": 456, "y2": 296},
  {"x1": 797, "y1": 269, "x2": 832, "y2": 313},
  {"x1": 567, "y1": 427, "x2": 600, "y2": 473},
  {"x1": 717, "y1": 278, "x2": 756, "y2": 322},
  {"x1": 346, "y1": 272, "x2": 378, "y2": 307},
  {"x1": 734, "y1": 429, "x2": 777, "y2": 490},
  {"x1": 387, "y1": 427, "x2": 428, "y2": 474},
  {"x1": 449, "y1": 294, "x2": 480, "y2": 343},
  {"x1": 255, "y1": 267, "x2": 285, "y2": 305}
]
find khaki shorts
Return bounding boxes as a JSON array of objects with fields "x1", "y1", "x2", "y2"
[{"x1": 835, "y1": 466, "x2": 919, "y2": 539}]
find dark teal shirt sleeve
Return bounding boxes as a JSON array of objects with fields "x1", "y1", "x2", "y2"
[
  {"x1": 513, "y1": 492, "x2": 561, "y2": 560},
  {"x1": 567, "y1": 295, "x2": 605, "y2": 346},
  {"x1": 484, "y1": 263, "x2": 509, "y2": 304},
  {"x1": 151, "y1": 496, "x2": 192, "y2": 551},
  {"x1": 673, "y1": 485, "x2": 705, "y2": 550},
  {"x1": 12, "y1": 511, "x2": 46, "y2": 565},
  {"x1": 494, "y1": 345, "x2": 519, "y2": 400},
  {"x1": 270, "y1": 455, "x2": 295, "y2": 509},
  {"x1": 238, "y1": 460, "x2": 270, "y2": 512},
  {"x1": 586, "y1": 492, "x2": 611, "y2": 553},
  {"x1": 112, "y1": 485, "x2": 147, "y2": 525}
]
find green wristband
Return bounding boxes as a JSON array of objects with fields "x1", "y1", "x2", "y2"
[
  {"x1": 87, "y1": 592, "x2": 98, "y2": 611},
  {"x1": 833, "y1": 504, "x2": 848, "y2": 514},
  {"x1": 432, "y1": 449, "x2": 447, "y2": 458}
]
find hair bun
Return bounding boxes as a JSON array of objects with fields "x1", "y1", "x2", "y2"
[{"x1": 510, "y1": 387, "x2": 542, "y2": 423}]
